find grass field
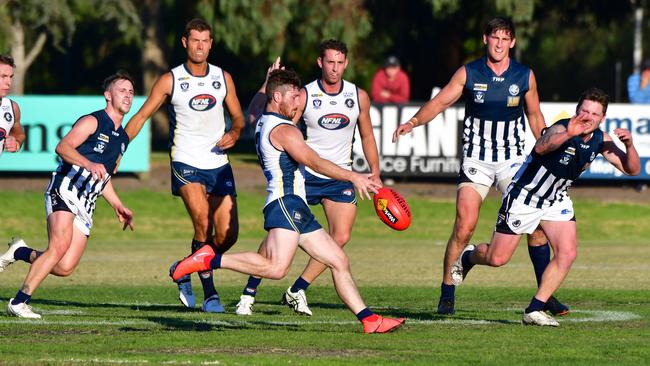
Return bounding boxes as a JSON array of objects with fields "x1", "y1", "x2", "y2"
[{"x1": 1, "y1": 182, "x2": 649, "y2": 364}]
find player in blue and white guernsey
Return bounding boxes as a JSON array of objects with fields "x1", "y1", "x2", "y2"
[
  {"x1": 451, "y1": 88, "x2": 640, "y2": 326},
  {"x1": 0, "y1": 72, "x2": 135, "y2": 319},
  {"x1": 393, "y1": 17, "x2": 569, "y2": 316},
  {"x1": 0, "y1": 55, "x2": 25, "y2": 158},
  {"x1": 235, "y1": 40, "x2": 382, "y2": 316},
  {"x1": 125, "y1": 19, "x2": 245, "y2": 313},
  {"x1": 170, "y1": 69, "x2": 404, "y2": 333}
]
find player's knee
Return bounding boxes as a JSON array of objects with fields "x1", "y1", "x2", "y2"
[
  {"x1": 487, "y1": 253, "x2": 509, "y2": 267},
  {"x1": 331, "y1": 232, "x2": 351, "y2": 247},
  {"x1": 329, "y1": 252, "x2": 350, "y2": 272},
  {"x1": 266, "y1": 265, "x2": 289, "y2": 280},
  {"x1": 557, "y1": 247, "x2": 577, "y2": 267},
  {"x1": 55, "y1": 266, "x2": 75, "y2": 277}
]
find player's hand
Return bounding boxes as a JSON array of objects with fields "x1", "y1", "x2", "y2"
[
  {"x1": 86, "y1": 162, "x2": 108, "y2": 181},
  {"x1": 115, "y1": 205, "x2": 134, "y2": 231},
  {"x1": 392, "y1": 122, "x2": 415, "y2": 143},
  {"x1": 4, "y1": 136, "x2": 20, "y2": 152},
  {"x1": 567, "y1": 112, "x2": 591, "y2": 137},
  {"x1": 614, "y1": 128, "x2": 634, "y2": 147},
  {"x1": 216, "y1": 130, "x2": 240, "y2": 150},
  {"x1": 266, "y1": 56, "x2": 284, "y2": 80},
  {"x1": 350, "y1": 172, "x2": 381, "y2": 200},
  {"x1": 369, "y1": 173, "x2": 383, "y2": 187}
]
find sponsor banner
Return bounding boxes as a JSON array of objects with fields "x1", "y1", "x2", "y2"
[
  {"x1": 0, "y1": 96, "x2": 149, "y2": 172},
  {"x1": 353, "y1": 102, "x2": 650, "y2": 180}
]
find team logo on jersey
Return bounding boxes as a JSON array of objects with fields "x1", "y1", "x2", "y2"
[
  {"x1": 4, "y1": 112, "x2": 12, "y2": 122},
  {"x1": 508, "y1": 84, "x2": 520, "y2": 96},
  {"x1": 474, "y1": 91, "x2": 485, "y2": 104},
  {"x1": 311, "y1": 93, "x2": 323, "y2": 98},
  {"x1": 493, "y1": 77, "x2": 504, "y2": 82},
  {"x1": 212, "y1": 81, "x2": 221, "y2": 90},
  {"x1": 98, "y1": 133, "x2": 110, "y2": 143},
  {"x1": 93, "y1": 141, "x2": 106, "y2": 154},
  {"x1": 111, "y1": 131, "x2": 120, "y2": 136},
  {"x1": 565, "y1": 147, "x2": 576, "y2": 155},
  {"x1": 189, "y1": 94, "x2": 217, "y2": 111},
  {"x1": 507, "y1": 96, "x2": 520, "y2": 107},
  {"x1": 198, "y1": 82, "x2": 205, "y2": 86},
  {"x1": 318, "y1": 113, "x2": 350, "y2": 130},
  {"x1": 293, "y1": 211, "x2": 303, "y2": 222},
  {"x1": 329, "y1": 101, "x2": 337, "y2": 105},
  {"x1": 180, "y1": 82, "x2": 190, "y2": 91},
  {"x1": 313, "y1": 99, "x2": 322, "y2": 109},
  {"x1": 561, "y1": 209, "x2": 573, "y2": 215},
  {"x1": 559, "y1": 154, "x2": 571, "y2": 165},
  {"x1": 342, "y1": 188, "x2": 353, "y2": 196},
  {"x1": 467, "y1": 167, "x2": 477, "y2": 175},
  {"x1": 345, "y1": 98, "x2": 355, "y2": 108},
  {"x1": 0, "y1": 127, "x2": 6, "y2": 141},
  {"x1": 177, "y1": 76, "x2": 190, "y2": 81},
  {"x1": 473, "y1": 83, "x2": 488, "y2": 91},
  {"x1": 580, "y1": 143, "x2": 590, "y2": 149},
  {"x1": 512, "y1": 219, "x2": 521, "y2": 228}
]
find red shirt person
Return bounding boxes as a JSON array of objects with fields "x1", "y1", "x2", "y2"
[{"x1": 371, "y1": 56, "x2": 410, "y2": 104}]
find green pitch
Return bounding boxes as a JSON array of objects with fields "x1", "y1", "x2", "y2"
[{"x1": 0, "y1": 189, "x2": 649, "y2": 365}]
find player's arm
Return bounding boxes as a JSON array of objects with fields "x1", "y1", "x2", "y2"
[
  {"x1": 217, "y1": 71, "x2": 244, "y2": 150},
  {"x1": 600, "y1": 129, "x2": 640, "y2": 176},
  {"x1": 101, "y1": 179, "x2": 134, "y2": 231},
  {"x1": 392, "y1": 66, "x2": 465, "y2": 142},
  {"x1": 247, "y1": 57, "x2": 282, "y2": 126},
  {"x1": 357, "y1": 88, "x2": 382, "y2": 185},
  {"x1": 124, "y1": 72, "x2": 172, "y2": 141},
  {"x1": 55, "y1": 115, "x2": 108, "y2": 180},
  {"x1": 4, "y1": 101, "x2": 25, "y2": 152},
  {"x1": 534, "y1": 114, "x2": 591, "y2": 155},
  {"x1": 271, "y1": 124, "x2": 380, "y2": 200},
  {"x1": 524, "y1": 70, "x2": 546, "y2": 139}
]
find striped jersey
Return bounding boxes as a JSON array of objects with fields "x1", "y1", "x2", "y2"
[
  {"x1": 49, "y1": 109, "x2": 129, "y2": 215},
  {"x1": 462, "y1": 57, "x2": 530, "y2": 162},
  {"x1": 507, "y1": 119, "x2": 604, "y2": 208},
  {"x1": 255, "y1": 112, "x2": 306, "y2": 207},
  {"x1": 0, "y1": 97, "x2": 16, "y2": 157},
  {"x1": 301, "y1": 79, "x2": 360, "y2": 179},
  {"x1": 167, "y1": 63, "x2": 228, "y2": 169}
]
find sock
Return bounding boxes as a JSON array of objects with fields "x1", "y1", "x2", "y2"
[
  {"x1": 243, "y1": 276, "x2": 262, "y2": 297},
  {"x1": 13, "y1": 247, "x2": 34, "y2": 263},
  {"x1": 290, "y1": 276, "x2": 310, "y2": 293},
  {"x1": 461, "y1": 249, "x2": 475, "y2": 273},
  {"x1": 192, "y1": 239, "x2": 217, "y2": 299},
  {"x1": 528, "y1": 243, "x2": 551, "y2": 287},
  {"x1": 440, "y1": 283, "x2": 455, "y2": 301},
  {"x1": 11, "y1": 290, "x2": 31, "y2": 305},
  {"x1": 209, "y1": 253, "x2": 222, "y2": 269},
  {"x1": 525, "y1": 297, "x2": 546, "y2": 314},
  {"x1": 356, "y1": 307, "x2": 376, "y2": 321}
]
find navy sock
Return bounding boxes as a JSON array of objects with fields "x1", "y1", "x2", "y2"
[
  {"x1": 528, "y1": 243, "x2": 551, "y2": 287},
  {"x1": 525, "y1": 297, "x2": 546, "y2": 314},
  {"x1": 356, "y1": 307, "x2": 375, "y2": 321},
  {"x1": 461, "y1": 249, "x2": 475, "y2": 272},
  {"x1": 243, "y1": 276, "x2": 262, "y2": 297},
  {"x1": 440, "y1": 283, "x2": 455, "y2": 300},
  {"x1": 290, "y1": 276, "x2": 310, "y2": 293},
  {"x1": 11, "y1": 290, "x2": 31, "y2": 305},
  {"x1": 13, "y1": 247, "x2": 33, "y2": 263},
  {"x1": 192, "y1": 239, "x2": 217, "y2": 299},
  {"x1": 209, "y1": 253, "x2": 222, "y2": 269}
]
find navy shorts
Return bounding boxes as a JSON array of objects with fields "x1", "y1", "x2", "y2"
[
  {"x1": 171, "y1": 161, "x2": 237, "y2": 197},
  {"x1": 263, "y1": 195, "x2": 322, "y2": 234},
  {"x1": 304, "y1": 171, "x2": 356, "y2": 206}
]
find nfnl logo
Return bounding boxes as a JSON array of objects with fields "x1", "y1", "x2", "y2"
[
  {"x1": 317, "y1": 113, "x2": 350, "y2": 130},
  {"x1": 189, "y1": 94, "x2": 217, "y2": 111}
]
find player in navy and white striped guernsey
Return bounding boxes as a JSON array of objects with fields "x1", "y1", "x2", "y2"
[
  {"x1": 0, "y1": 55, "x2": 25, "y2": 158},
  {"x1": 393, "y1": 17, "x2": 567, "y2": 316},
  {"x1": 1, "y1": 72, "x2": 135, "y2": 319},
  {"x1": 452, "y1": 88, "x2": 640, "y2": 326}
]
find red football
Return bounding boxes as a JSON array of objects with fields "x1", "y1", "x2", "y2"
[{"x1": 373, "y1": 188, "x2": 411, "y2": 231}]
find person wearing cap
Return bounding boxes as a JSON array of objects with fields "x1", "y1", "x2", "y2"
[
  {"x1": 627, "y1": 59, "x2": 650, "y2": 104},
  {"x1": 371, "y1": 55, "x2": 410, "y2": 104}
]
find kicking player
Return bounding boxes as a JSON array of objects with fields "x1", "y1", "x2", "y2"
[
  {"x1": 235, "y1": 39, "x2": 381, "y2": 316},
  {"x1": 451, "y1": 88, "x2": 639, "y2": 326},
  {"x1": 393, "y1": 17, "x2": 568, "y2": 315},
  {"x1": 170, "y1": 69, "x2": 403, "y2": 333},
  {"x1": 0, "y1": 72, "x2": 135, "y2": 318},
  {"x1": 0, "y1": 55, "x2": 25, "y2": 157},
  {"x1": 124, "y1": 19, "x2": 244, "y2": 312}
]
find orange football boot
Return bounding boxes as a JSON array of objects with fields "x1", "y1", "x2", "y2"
[
  {"x1": 169, "y1": 244, "x2": 215, "y2": 282},
  {"x1": 362, "y1": 315, "x2": 406, "y2": 334}
]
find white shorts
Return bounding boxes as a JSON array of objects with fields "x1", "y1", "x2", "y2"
[
  {"x1": 495, "y1": 196, "x2": 575, "y2": 235},
  {"x1": 45, "y1": 186, "x2": 94, "y2": 236},
  {"x1": 458, "y1": 156, "x2": 524, "y2": 198}
]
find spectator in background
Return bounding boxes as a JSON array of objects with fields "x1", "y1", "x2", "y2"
[
  {"x1": 371, "y1": 56, "x2": 410, "y2": 104},
  {"x1": 627, "y1": 59, "x2": 650, "y2": 103}
]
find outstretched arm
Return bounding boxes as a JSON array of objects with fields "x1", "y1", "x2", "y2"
[
  {"x1": 534, "y1": 114, "x2": 591, "y2": 155},
  {"x1": 601, "y1": 129, "x2": 640, "y2": 176},
  {"x1": 124, "y1": 72, "x2": 172, "y2": 141}
]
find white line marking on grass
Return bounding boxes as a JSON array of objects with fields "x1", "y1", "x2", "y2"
[
  {"x1": 38, "y1": 359, "x2": 149, "y2": 364},
  {"x1": 39, "y1": 309, "x2": 85, "y2": 315}
]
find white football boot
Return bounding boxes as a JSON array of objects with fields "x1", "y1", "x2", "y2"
[
  {"x1": 522, "y1": 310, "x2": 560, "y2": 327},
  {"x1": 235, "y1": 295, "x2": 255, "y2": 316},
  {"x1": 0, "y1": 237, "x2": 28, "y2": 273},
  {"x1": 451, "y1": 244, "x2": 476, "y2": 286},
  {"x1": 177, "y1": 275, "x2": 195, "y2": 308},
  {"x1": 202, "y1": 293, "x2": 225, "y2": 313},
  {"x1": 281, "y1": 287, "x2": 313, "y2": 316},
  {"x1": 7, "y1": 299, "x2": 41, "y2": 319}
]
